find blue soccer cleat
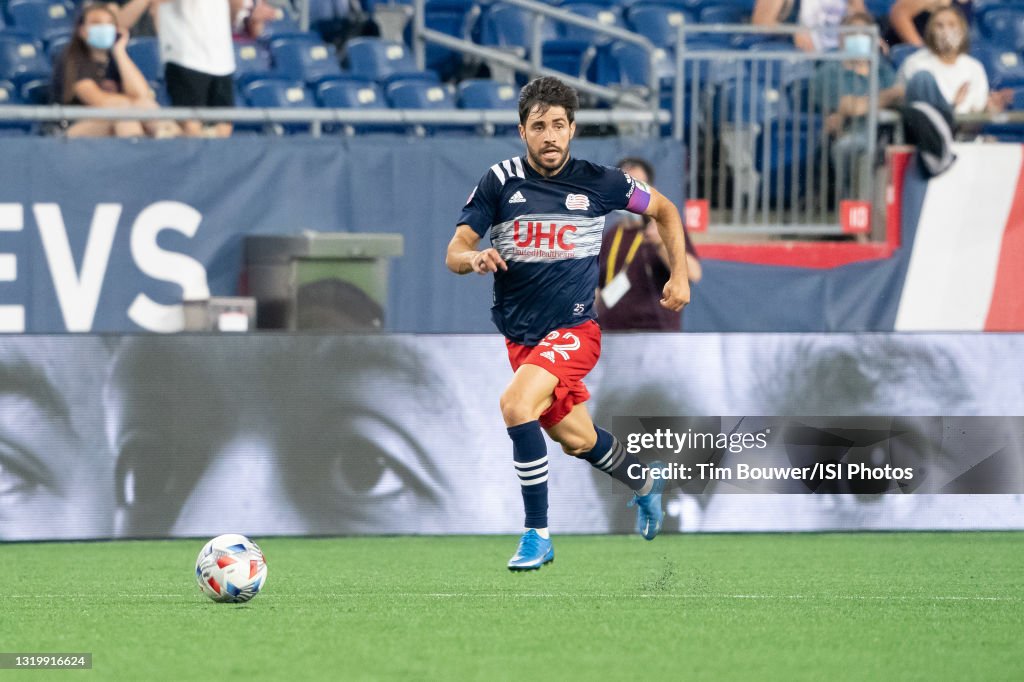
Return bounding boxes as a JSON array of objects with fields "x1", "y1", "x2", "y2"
[
  {"x1": 628, "y1": 461, "x2": 666, "y2": 541},
  {"x1": 507, "y1": 529, "x2": 554, "y2": 571}
]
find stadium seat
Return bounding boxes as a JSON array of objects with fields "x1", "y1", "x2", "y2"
[
  {"x1": 561, "y1": 4, "x2": 624, "y2": 44},
  {"x1": 386, "y1": 79, "x2": 455, "y2": 109},
  {"x1": 270, "y1": 38, "x2": 343, "y2": 85},
  {"x1": 458, "y1": 77, "x2": 519, "y2": 135},
  {"x1": 972, "y1": 44, "x2": 1024, "y2": 88},
  {"x1": 0, "y1": 78, "x2": 16, "y2": 102},
  {"x1": 0, "y1": 33, "x2": 49, "y2": 83},
  {"x1": 316, "y1": 78, "x2": 402, "y2": 134},
  {"x1": 626, "y1": 5, "x2": 693, "y2": 48},
  {"x1": 243, "y1": 78, "x2": 315, "y2": 108},
  {"x1": 242, "y1": 78, "x2": 316, "y2": 134},
  {"x1": 345, "y1": 37, "x2": 428, "y2": 84},
  {"x1": 698, "y1": 5, "x2": 750, "y2": 24},
  {"x1": 419, "y1": 0, "x2": 478, "y2": 80},
  {"x1": 387, "y1": 79, "x2": 468, "y2": 135},
  {"x1": 888, "y1": 43, "x2": 919, "y2": 70},
  {"x1": 234, "y1": 41, "x2": 274, "y2": 87},
  {"x1": 6, "y1": 0, "x2": 72, "y2": 43},
  {"x1": 606, "y1": 41, "x2": 674, "y2": 88},
  {"x1": 258, "y1": 9, "x2": 303, "y2": 41},
  {"x1": 126, "y1": 36, "x2": 161, "y2": 83},
  {"x1": 17, "y1": 74, "x2": 45, "y2": 102},
  {"x1": 978, "y1": 7, "x2": 1024, "y2": 52},
  {"x1": 457, "y1": 78, "x2": 517, "y2": 109},
  {"x1": 480, "y1": 4, "x2": 557, "y2": 56},
  {"x1": 44, "y1": 29, "x2": 67, "y2": 61},
  {"x1": 543, "y1": 38, "x2": 596, "y2": 78}
]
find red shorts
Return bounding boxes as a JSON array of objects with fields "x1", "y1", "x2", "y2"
[{"x1": 505, "y1": 320, "x2": 602, "y2": 429}]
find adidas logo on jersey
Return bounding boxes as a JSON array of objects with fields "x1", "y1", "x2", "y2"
[
  {"x1": 540, "y1": 351, "x2": 556, "y2": 363},
  {"x1": 508, "y1": 191, "x2": 526, "y2": 204}
]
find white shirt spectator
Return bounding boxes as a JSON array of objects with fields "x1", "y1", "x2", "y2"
[
  {"x1": 899, "y1": 49, "x2": 989, "y2": 114},
  {"x1": 799, "y1": 0, "x2": 849, "y2": 51},
  {"x1": 158, "y1": 0, "x2": 235, "y2": 76}
]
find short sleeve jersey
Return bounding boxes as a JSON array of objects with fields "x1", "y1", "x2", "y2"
[{"x1": 457, "y1": 155, "x2": 651, "y2": 345}]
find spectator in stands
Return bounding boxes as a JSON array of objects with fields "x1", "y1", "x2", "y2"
[
  {"x1": 753, "y1": 0, "x2": 868, "y2": 51},
  {"x1": 52, "y1": 3, "x2": 179, "y2": 138},
  {"x1": 152, "y1": 0, "x2": 274, "y2": 137},
  {"x1": 596, "y1": 158, "x2": 701, "y2": 332},
  {"x1": 898, "y1": 6, "x2": 1008, "y2": 115},
  {"x1": 886, "y1": 0, "x2": 973, "y2": 48},
  {"x1": 813, "y1": 13, "x2": 903, "y2": 197}
]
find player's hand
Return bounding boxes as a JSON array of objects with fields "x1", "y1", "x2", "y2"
[
  {"x1": 472, "y1": 248, "x2": 507, "y2": 274},
  {"x1": 661, "y1": 276, "x2": 690, "y2": 312}
]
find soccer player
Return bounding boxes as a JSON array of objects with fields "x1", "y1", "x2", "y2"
[{"x1": 445, "y1": 76, "x2": 691, "y2": 570}]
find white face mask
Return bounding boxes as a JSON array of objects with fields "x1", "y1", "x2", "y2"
[
  {"x1": 844, "y1": 33, "x2": 873, "y2": 58},
  {"x1": 934, "y1": 27, "x2": 964, "y2": 54}
]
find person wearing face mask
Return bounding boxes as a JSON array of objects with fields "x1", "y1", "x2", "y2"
[
  {"x1": 51, "y1": 3, "x2": 179, "y2": 137},
  {"x1": 898, "y1": 6, "x2": 1005, "y2": 115},
  {"x1": 812, "y1": 13, "x2": 903, "y2": 199},
  {"x1": 596, "y1": 158, "x2": 701, "y2": 332},
  {"x1": 886, "y1": 0, "x2": 973, "y2": 48}
]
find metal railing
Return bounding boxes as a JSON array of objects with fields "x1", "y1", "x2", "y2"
[
  {"x1": 667, "y1": 24, "x2": 885, "y2": 234},
  {"x1": 0, "y1": 104, "x2": 667, "y2": 137}
]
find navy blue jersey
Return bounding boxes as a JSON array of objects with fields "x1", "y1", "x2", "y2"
[{"x1": 458, "y1": 155, "x2": 651, "y2": 345}]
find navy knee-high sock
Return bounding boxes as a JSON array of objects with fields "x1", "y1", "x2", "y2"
[
  {"x1": 507, "y1": 420, "x2": 548, "y2": 529},
  {"x1": 582, "y1": 427, "x2": 652, "y2": 495}
]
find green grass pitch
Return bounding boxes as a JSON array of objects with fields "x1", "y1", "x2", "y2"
[{"x1": 2, "y1": 533, "x2": 1022, "y2": 680}]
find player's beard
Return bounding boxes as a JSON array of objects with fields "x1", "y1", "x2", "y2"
[{"x1": 529, "y1": 144, "x2": 569, "y2": 175}]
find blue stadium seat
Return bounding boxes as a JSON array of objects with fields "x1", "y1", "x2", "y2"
[
  {"x1": 243, "y1": 78, "x2": 315, "y2": 108},
  {"x1": 387, "y1": 78, "x2": 468, "y2": 134},
  {"x1": 0, "y1": 77, "x2": 35, "y2": 135},
  {"x1": 561, "y1": 4, "x2": 624, "y2": 44},
  {"x1": 126, "y1": 36, "x2": 161, "y2": 83},
  {"x1": 0, "y1": 33, "x2": 49, "y2": 84},
  {"x1": 0, "y1": 78, "x2": 17, "y2": 102},
  {"x1": 270, "y1": 38, "x2": 342, "y2": 85},
  {"x1": 316, "y1": 78, "x2": 402, "y2": 134},
  {"x1": 978, "y1": 7, "x2": 1024, "y2": 52},
  {"x1": 480, "y1": 4, "x2": 557, "y2": 56},
  {"x1": 234, "y1": 41, "x2": 274, "y2": 87},
  {"x1": 386, "y1": 79, "x2": 455, "y2": 109},
  {"x1": 258, "y1": 9, "x2": 303, "y2": 41},
  {"x1": 345, "y1": 37, "x2": 427, "y2": 84},
  {"x1": 7, "y1": 0, "x2": 72, "y2": 43},
  {"x1": 18, "y1": 73, "x2": 45, "y2": 102},
  {"x1": 972, "y1": 44, "x2": 1024, "y2": 88},
  {"x1": 626, "y1": 5, "x2": 693, "y2": 48},
  {"x1": 242, "y1": 78, "x2": 316, "y2": 134},
  {"x1": 45, "y1": 29, "x2": 67, "y2": 61},
  {"x1": 698, "y1": 5, "x2": 750, "y2": 24},
  {"x1": 543, "y1": 38, "x2": 595, "y2": 78},
  {"x1": 755, "y1": 117, "x2": 822, "y2": 208},
  {"x1": 457, "y1": 78, "x2": 517, "y2": 109},
  {"x1": 606, "y1": 41, "x2": 675, "y2": 87},
  {"x1": 419, "y1": 0, "x2": 477, "y2": 79},
  {"x1": 888, "y1": 43, "x2": 920, "y2": 70}
]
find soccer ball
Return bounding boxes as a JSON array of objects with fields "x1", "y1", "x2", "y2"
[{"x1": 195, "y1": 534, "x2": 268, "y2": 603}]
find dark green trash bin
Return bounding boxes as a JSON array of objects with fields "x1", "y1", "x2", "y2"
[{"x1": 244, "y1": 232, "x2": 404, "y2": 330}]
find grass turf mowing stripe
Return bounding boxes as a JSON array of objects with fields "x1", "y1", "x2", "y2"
[{"x1": 1, "y1": 533, "x2": 1021, "y2": 680}]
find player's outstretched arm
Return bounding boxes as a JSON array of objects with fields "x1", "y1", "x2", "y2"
[
  {"x1": 643, "y1": 189, "x2": 691, "y2": 312},
  {"x1": 446, "y1": 225, "x2": 508, "y2": 275}
]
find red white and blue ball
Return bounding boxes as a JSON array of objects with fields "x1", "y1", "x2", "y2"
[{"x1": 195, "y1": 534, "x2": 268, "y2": 603}]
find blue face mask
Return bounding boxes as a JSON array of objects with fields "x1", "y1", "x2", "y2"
[
  {"x1": 86, "y1": 24, "x2": 117, "y2": 51},
  {"x1": 844, "y1": 34, "x2": 873, "y2": 58}
]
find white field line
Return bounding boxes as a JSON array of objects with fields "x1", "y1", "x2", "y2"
[{"x1": 2, "y1": 593, "x2": 1019, "y2": 602}]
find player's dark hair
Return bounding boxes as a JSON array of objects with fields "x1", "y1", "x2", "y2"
[
  {"x1": 518, "y1": 77, "x2": 579, "y2": 125},
  {"x1": 617, "y1": 157, "x2": 655, "y2": 184}
]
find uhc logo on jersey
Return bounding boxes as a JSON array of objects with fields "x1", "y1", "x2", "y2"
[
  {"x1": 514, "y1": 220, "x2": 576, "y2": 250},
  {"x1": 491, "y1": 214, "x2": 605, "y2": 262}
]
